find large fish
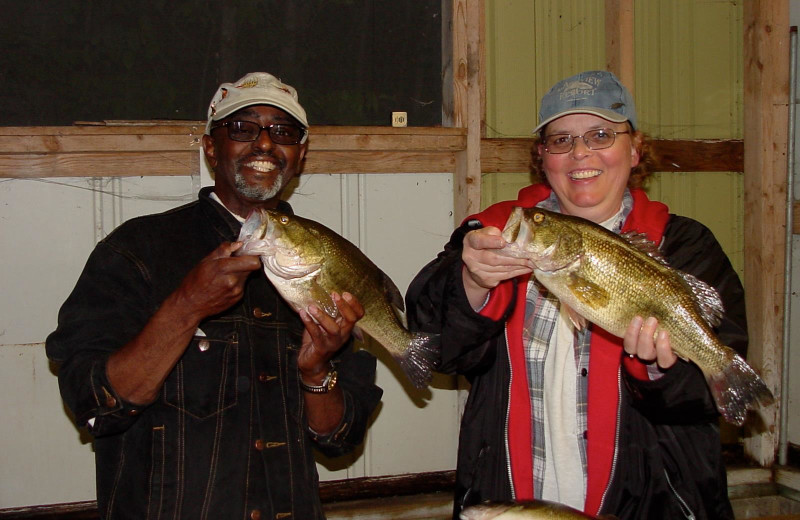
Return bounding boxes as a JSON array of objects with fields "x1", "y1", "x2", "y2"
[
  {"x1": 499, "y1": 206, "x2": 774, "y2": 426},
  {"x1": 236, "y1": 209, "x2": 438, "y2": 388},
  {"x1": 461, "y1": 500, "x2": 604, "y2": 519}
]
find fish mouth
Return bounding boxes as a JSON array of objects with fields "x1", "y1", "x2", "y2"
[{"x1": 568, "y1": 169, "x2": 601, "y2": 181}]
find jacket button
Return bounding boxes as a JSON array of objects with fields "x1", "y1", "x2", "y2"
[
  {"x1": 128, "y1": 409, "x2": 139, "y2": 416},
  {"x1": 254, "y1": 439, "x2": 265, "y2": 451},
  {"x1": 581, "y1": 368, "x2": 588, "y2": 377},
  {"x1": 250, "y1": 509, "x2": 261, "y2": 520},
  {"x1": 583, "y1": 430, "x2": 588, "y2": 440},
  {"x1": 253, "y1": 307, "x2": 272, "y2": 318},
  {"x1": 198, "y1": 340, "x2": 210, "y2": 352}
]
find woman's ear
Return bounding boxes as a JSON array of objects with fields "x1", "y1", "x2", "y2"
[{"x1": 630, "y1": 131, "x2": 641, "y2": 168}]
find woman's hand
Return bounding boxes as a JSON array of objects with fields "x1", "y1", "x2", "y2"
[
  {"x1": 623, "y1": 316, "x2": 677, "y2": 370},
  {"x1": 461, "y1": 227, "x2": 533, "y2": 309}
]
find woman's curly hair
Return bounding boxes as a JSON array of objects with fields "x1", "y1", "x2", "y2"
[{"x1": 529, "y1": 126, "x2": 658, "y2": 190}]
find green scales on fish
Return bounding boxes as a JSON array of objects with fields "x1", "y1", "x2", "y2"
[
  {"x1": 236, "y1": 209, "x2": 438, "y2": 388},
  {"x1": 499, "y1": 207, "x2": 774, "y2": 426}
]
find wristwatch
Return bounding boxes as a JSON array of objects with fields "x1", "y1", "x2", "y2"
[{"x1": 300, "y1": 363, "x2": 338, "y2": 394}]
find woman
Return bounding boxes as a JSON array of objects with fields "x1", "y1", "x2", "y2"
[{"x1": 406, "y1": 70, "x2": 747, "y2": 519}]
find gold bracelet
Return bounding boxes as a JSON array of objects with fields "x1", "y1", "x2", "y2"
[{"x1": 300, "y1": 363, "x2": 338, "y2": 394}]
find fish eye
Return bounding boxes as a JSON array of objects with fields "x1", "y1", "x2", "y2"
[
  {"x1": 533, "y1": 212, "x2": 544, "y2": 223},
  {"x1": 280, "y1": 216, "x2": 289, "y2": 224}
]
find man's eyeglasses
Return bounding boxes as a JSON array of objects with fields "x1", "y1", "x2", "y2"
[
  {"x1": 542, "y1": 128, "x2": 630, "y2": 154},
  {"x1": 211, "y1": 120, "x2": 306, "y2": 145}
]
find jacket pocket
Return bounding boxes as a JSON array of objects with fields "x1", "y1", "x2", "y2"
[
  {"x1": 163, "y1": 328, "x2": 238, "y2": 419},
  {"x1": 147, "y1": 426, "x2": 166, "y2": 520}
]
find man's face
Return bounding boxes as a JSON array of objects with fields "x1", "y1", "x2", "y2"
[{"x1": 202, "y1": 105, "x2": 308, "y2": 218}]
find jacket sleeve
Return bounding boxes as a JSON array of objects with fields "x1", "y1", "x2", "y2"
[
  {"x1": 405, "y1": 221, "x2": 517, "y2": 376},
  {"x1": 45, "y1": 240, "x2": 158, "y2": 437},
  {"x1": 624, "y1": 215, "x2": 748, "y2": 421},
  {"x1": 309, "y1": 347, "x2": 383, "y2": 457}
]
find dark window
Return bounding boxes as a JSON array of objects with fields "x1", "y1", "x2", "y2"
[{"x1": 1, "y1": 1, "x2": 442, "y2": 127}]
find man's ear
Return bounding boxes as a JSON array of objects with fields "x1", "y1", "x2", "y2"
[{"x1": 201, "y1": 134, "x2": 217, "y2": 168}]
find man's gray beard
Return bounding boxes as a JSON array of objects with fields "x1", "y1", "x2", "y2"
[{"x1": 234, "y1": 170, "x2": 286, "y2": 200}]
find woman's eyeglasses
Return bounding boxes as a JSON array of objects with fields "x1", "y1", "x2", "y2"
[{"x1": 543, "y1": 128, "x2": 630, "y2": 154}]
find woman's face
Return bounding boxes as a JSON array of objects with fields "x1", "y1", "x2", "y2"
[{"x1": 539, "y1": 113, "x2": 639, "y2": 223}]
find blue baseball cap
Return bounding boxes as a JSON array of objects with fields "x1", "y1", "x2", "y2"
[{"x1": 533, "y1": 70, "x2": 636, "y2": 134}]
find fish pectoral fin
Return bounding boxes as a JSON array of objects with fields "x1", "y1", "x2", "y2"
[
  {"x1": 566, "y1": 274, "x2": 610, "y2": 309},
  {"x1": 307, "y1": 281, "x2": 338, "y2": 318}
]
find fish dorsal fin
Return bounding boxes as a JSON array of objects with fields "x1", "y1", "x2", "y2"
[
  {"x1": 621, "y1": 231, "x2": 724, "y2": 327},
  {"x1": 620, "y1": 231, "x2": 669, "y2": 265},
  {"x1": 681, "y1": 272, "x2": 725, "y2": 327}
]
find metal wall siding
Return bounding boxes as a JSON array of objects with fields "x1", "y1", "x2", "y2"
[{"x1": 483, "y1": 0, "x2": 744, "y2": 275}]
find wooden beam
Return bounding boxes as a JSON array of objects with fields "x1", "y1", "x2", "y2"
[
  {"x1": 480, "y1": 138, "x2": 744, "y2": 174},
  {"x1": 449, "y1": 0, "x2": 484, "y2": 224},
  {"x1": 0, "y1": 152, "x2": 198, "y2": 178},
  {"x1": 0, "y1": 125, "x2": 466, "y2": 178},
  {"x1": 742, "y1": 0, "x2": 789, "y2": 466},
  {"x1": 0, "y1": 128, "x2": 744, "y2": 179},
  {"x1": 605, "y1": 0, "x2": 635, "y2": 93}
]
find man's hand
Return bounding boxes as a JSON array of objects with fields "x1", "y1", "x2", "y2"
[
  {"x1": 297, "y1": 292, "x2": 364, "y2": 383},
  {"x1": 174, "y1": 242, "x2": 262, "y2": 322}
]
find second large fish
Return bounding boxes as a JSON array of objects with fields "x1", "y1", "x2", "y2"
[
  {"x1": 237, "y1": 209, "x2": 438, "y2": 388},
  {"x1": 500, "y1": 207, "x2": 773, "y2": 425}
]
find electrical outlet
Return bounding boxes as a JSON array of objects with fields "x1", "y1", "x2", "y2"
[{"x1": 391, "y1": 112, "x2": 407, "y2": 127}]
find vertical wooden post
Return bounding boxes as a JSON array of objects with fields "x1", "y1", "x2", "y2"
[
  {"x1": 446, "y1": 0, "x2": 484, "y2": 225},
  {"x1": 605, "y1": 0, "x2": 635, "y2": 93},
  {"x1": 743, "y1": 0, "x2": 789, "y2": 466}
]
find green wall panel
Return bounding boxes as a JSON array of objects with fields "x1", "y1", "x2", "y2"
[{"x1": 483, "y1": 0, "x2": 744, "y2": 277}]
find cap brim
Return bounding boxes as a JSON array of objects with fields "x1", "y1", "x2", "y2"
[
  {"x1": 205, "y1": 99, "x2": 308, "y2": 134},
  {"x1": 533, "y1": 108, "x2": 629, "y2": 134}
]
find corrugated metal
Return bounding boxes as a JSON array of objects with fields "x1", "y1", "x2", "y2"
[
  {"x1": 483, "y1": 0, "x2": 744, "y2": 275},
  {"x1": 635, "y1": 0, "x2": 744, "y2": 276},
  {"x1": 485, "y1": 0, "x2": 605, "y2": 139}
]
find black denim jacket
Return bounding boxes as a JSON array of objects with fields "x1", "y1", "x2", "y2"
[{"x1": 46, "y1": 188, "x2": 383, "y2": 520}]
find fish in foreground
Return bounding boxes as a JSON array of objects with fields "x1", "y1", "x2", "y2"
[
  {"x1": 500, "y1": 207, "x2": 774, "y2": 426},
  {"x1": 461, "y1": 500, "x2": 605, "y2": 519},
  {"x1": 236, "y1": 209, "x2": 438, "y2": 388}
]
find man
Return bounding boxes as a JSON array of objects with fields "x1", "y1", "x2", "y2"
[{"x1": 46, "y1": 72, "x2": 383, "y2": 520}]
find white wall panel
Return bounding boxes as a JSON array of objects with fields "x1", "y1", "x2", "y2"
[{"x1": 0, "y1": 171, "x2": 458, "y2": 507}]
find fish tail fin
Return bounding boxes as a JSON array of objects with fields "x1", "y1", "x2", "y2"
[
  {"x1": 706, "y1": 355, "x2": 775, "y2": 426},
  {"x1": 396, "y1": 332, "x2": 440, "y2": 389}
]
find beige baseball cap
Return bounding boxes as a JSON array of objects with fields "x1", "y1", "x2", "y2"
[{"x1": 205, "y1": 72, "x2": 309, "y2": 136}]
